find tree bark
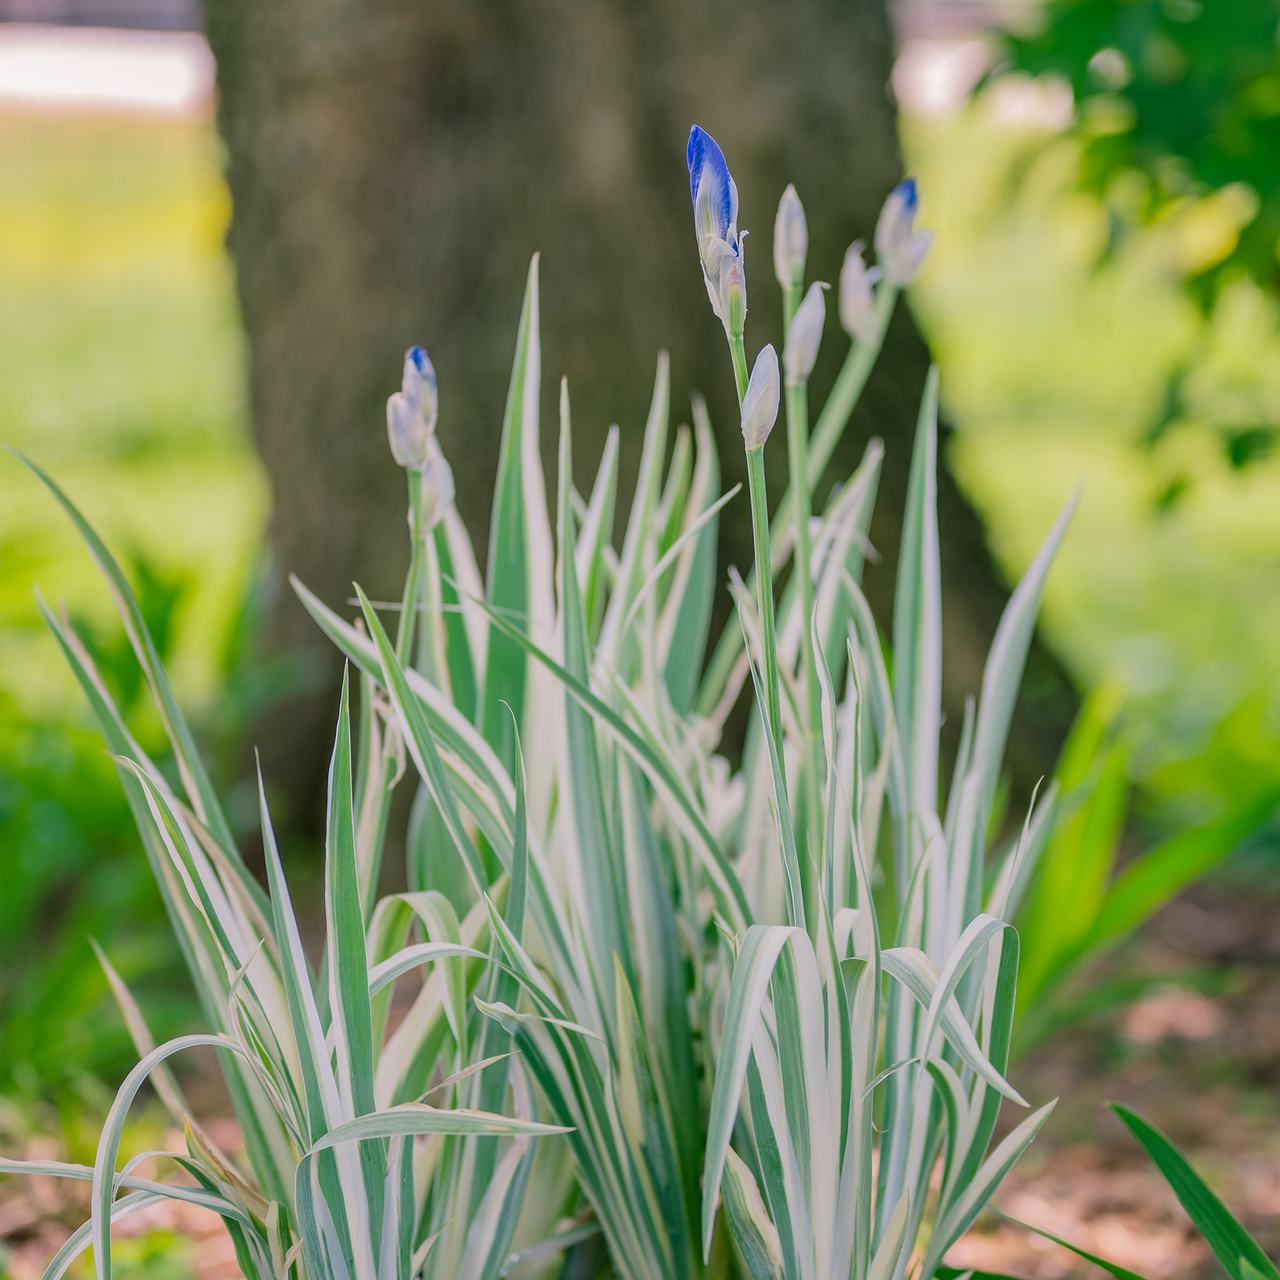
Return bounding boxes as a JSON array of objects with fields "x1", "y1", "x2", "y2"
[{"x1": 206, "y1": 0, "x2": 1076, "y2": 839}]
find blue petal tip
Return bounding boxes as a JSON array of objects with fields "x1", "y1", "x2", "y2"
[
  {"x1": 686, "y1": 125, "x2": 706, "y2": 201},
  {"x1": 897, "y1": 177, "x2": 918, "y2": 210},
  {"x1": 686, "y1": 125, "x2": 732, "y2": 232}
]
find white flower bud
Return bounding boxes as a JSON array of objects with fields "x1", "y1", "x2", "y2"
[
  {"x1": 783, "y1": 282, "x2": 828, "y2": 387},
  {"x1": 741, "y1": 344, "x2": 780, "y2": 451},
  {"x1": 773, "y1": 184, "x2": 808, "y2": 290},
  {"x1": 875, "y1": 178, "x2": 934, "y2": 287},
  {"x1": 387, "y1": 392, "x2": 428, "y2": 469},
  {"x1": 839, "y1": 240, "x2": 882, "y2": 344},
  {"x1": 419, "y1": 447, "x2": 455, "y2": 532},
  {"x1": 387, "y1": 345, "x2": 438, "y2": 469}
]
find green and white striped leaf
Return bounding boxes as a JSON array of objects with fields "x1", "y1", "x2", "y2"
[
  {"x1": 919, "y1": 1100, "x2": 1056, "y2": 1278},
  {"x1": 480, "y1": 254, "x2": 552, "y2": 784},
  {"x1": 720, "y1": 1148, "x2": 784, "y2": 1280},
  {"x1": 891, "y1": 366, "x2": 942, "y2": 845}
]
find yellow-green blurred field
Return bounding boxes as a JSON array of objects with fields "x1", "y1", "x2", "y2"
[
  {"x1": 0, "y1": 107, "x2": 266, "y2": 719},
  {"x1": 904, "y1": 93, "x2": 1280, "y2": 804}
]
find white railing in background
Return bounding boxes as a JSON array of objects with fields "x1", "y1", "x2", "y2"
[{"x1": 0, "y1": 23, "x2": 212, "y2": 114}]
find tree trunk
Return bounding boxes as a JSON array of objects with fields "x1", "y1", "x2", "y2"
[{"x1": 206, "y1": 0, "x2": 1076, "y2": 840}]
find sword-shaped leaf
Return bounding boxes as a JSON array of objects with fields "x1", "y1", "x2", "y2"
[
  {"x1": 1111, "y1": 1104, "x2": 1279, "y2": 1280},
  {"x1": 481, "y1": 254, "x2": 548, "y2": 775}
]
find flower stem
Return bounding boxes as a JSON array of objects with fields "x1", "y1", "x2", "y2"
[
  {"x1": 729, "y1": 332, "x2": 750, "y2": 406},
  {"x1": 783, "y1": 281, "x2": 802, "y2": 335},
  {"x1": 746, "y1": 446, "x2": 783, "y2": 751},
  {"x1": 396, "y1": 469, "x2": 425, "y2": 665},
  {"x1": 694, "y1": 285, "x2": 897, "y2": 718},
  {"x1": 805, "y1": 283, "x2": 897, "y2": 490},
  {"x1": 360, "y1": 468, "x2": 426, "y2": 917},
  {"x1": 785, "y1": 379, "x2": 825, "y2": 931}
]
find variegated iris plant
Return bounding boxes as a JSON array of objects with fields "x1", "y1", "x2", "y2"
[{"x1": 3, "y1": 124, "x2": 1079, "y2": 1280}]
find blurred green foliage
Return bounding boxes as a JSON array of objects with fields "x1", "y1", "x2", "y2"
[
  {"x1": 904, "y1": 93, "x2": 1280, "y2": 821},
  {"x1": 995, "y1": 0, "x2": 1280, "y2": 468},
  {"x1": 3, "y1": 551, "x2": 214, "y2": 1092},
  {"x1": 0, "y1": 686, "x2": 188, "y2": 1091},
  {"x1": 1012, "y1": 682, "x2": 1280, "y2": 1052},
  {"x1": 1005, "y1": 0, "x2": 1280, "y2": 301},
  {"x1": 0, "y1": 537, "x2": 314, "y2": 1095}
]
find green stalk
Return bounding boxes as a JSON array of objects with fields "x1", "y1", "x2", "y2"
[
  {"x1": 397, "y1": 469, "x2": 425, "y2": 664},
  {"x1": 696, "y1": 283, "x2": 897, "y2": 717},
  {"x1": 728, "y1": 332, "x2": 750, "y2": 405},
  {"x1": 360, "y1": 468, "x2": 425, "y2": 916},
  {"x1": 731, "y1": 326, "x2": 784, "y2": 770},
  {"x1": 782, "y1": 280, "x2": 802, "y2": 334},
  {"x1": 746, "y1": 447, "x2": 783, "y2": 751},
  {"x1": 784, "y1": 379, "x2": 824, "y2": 935}
]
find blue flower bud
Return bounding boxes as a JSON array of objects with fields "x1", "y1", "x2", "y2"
[
  {"x1": 387, "y1": 345, "x2": 437, "y2": 469},
  {"x1": 688, "y1": 125, "x2": 747, "y2": 337},
  {"x1": 839, "y1": 240, "x2": 882, "y2": 343},
  {"x1": 403, "y1": 347, "x2": 437, "y2": 428},
  {"x1": 875, "y1": 178, "x2": 934, "y2": 286},
  {"x1": 741, "y1": 344, "x2": 780, "y2": 451},
  {"x1": 784, "y1": 282, "x2": 828, "y2": 386},
  {"x1": 688, "y1": 126, "x2": 735, "y2": 239},
  {"x1": 773, "y1": 184, "x2": 808, "y2": 290}
]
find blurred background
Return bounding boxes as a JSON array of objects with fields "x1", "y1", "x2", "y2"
[{"x1": 2, "y1": 0, "x2": 1280, "y2": 1275}]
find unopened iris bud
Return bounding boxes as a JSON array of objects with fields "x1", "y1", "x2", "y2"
[
  {"x1": 839, "y1": 240, "x2": 882, "y2": 344},
  {"x1": 773, "y1": 184, "x2": 807, "y2": 291},
  {"x1": 419, "y1": 446, "x2": 455, "y2": 532},
  {"x1": 386, "y1": 345, "x2": 438, "y2": 469},
  {"x1": 687, "y1": 125, "x2": 748, "y2": 337},
  {"x1": 874, "y1": 178, "x2": 934, "y2": 287},
  {"x1": 783, "y1": 282, "x2": 828, "y2": 386},
  {"x1": 387, "y1": 393, "x2": 425, "y2": 469},
  {"x1": 405, "y1": 347, "x2": 437, "y2": 418},
  {"x1": 741, "y1": 344, "x2": 780, "y2": 451}
]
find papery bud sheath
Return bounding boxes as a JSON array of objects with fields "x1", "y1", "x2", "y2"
[
  {"x1": 839, "y1": 241, "x2": 882, "y2": 343},
  {"x1": 783, "y1": 282, "x2": 828, "y2": 386},
  {"x1": 741, "y1": 345, "x2": 781, "y2": 451}
]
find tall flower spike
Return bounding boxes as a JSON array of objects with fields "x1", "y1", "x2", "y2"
[
  {"x1": 875, "y1": 178, "x2": 934, "y2": 287},
  {"x1": 386, "y1": 345, "x2": 438, "y2": 469},
  {"x1": 773, "y1": 184, "x2": 807, "y2": 291},
  {"x1": 741, "y1": 344, "x2": 780, "y2": 451},
  {"x1": 687, "y1": 125, "x2": 747, "y2": 337},
  {"x1": 839, "y1": 240, "x2": 882, "y2": 343},
  {"x1": 783, "y1": 282, "x2": 828, "y2": 386},
  {"x1": 419, "y1": 443, "x2": 455, "y2": 532}
]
